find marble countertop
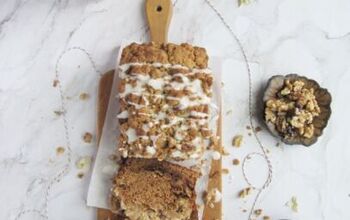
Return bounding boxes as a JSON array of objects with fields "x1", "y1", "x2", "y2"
[{"x1": 1, "y1": 0, "x2": 349, "y2": 219}]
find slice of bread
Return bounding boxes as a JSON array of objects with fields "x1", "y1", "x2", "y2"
[{"x1": 111, "y1": 158, "x2": 199, "y2": 220}]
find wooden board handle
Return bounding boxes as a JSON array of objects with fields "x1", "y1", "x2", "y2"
[{"x1": 145, "y1": 0, "x2": 173, "y2": 43}]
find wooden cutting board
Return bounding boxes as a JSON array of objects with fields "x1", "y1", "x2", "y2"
[
  {"x1": 96, "y1": 0, "x2": 222, "y2": 219},
  {"x1": 96, "y1": 74, "x2": 222, "y2": 219}
]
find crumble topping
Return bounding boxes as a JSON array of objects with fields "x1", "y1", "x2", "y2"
[
  {"x1": 265, "y1": 79, "x2": 321, "y2": 139},
  {"x1": 117, "y1": 62, "x2": 216, "y2": 161}
]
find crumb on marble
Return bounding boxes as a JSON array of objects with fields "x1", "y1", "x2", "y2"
[
  {"x1": 233, "y1": 159, "x2": 240, "y2": 166},
  {"x1": 108, "y1": 154, "x2": 119, "y2": 162},
  {"x1": 238, "y1": 187, "x2": 252, "y2": 198},
  {"x1": 255, "y1": 126, "x2": 262, "y2": 133},
  {"x1": 246, "y1": 125, "x2": 251, "y2": 130},
  {"x1": 56, "y1": 146, "x2": 65, "y2": 155},
  {"x1": 53, "y1": 79, "x2": 59, "y2": 87},
  {"x1": 209, "y1": 170, "x2": 220, "y2": 179},
  {"x1": 226, "y1": 109, "x2": 233, "y2": 115},
  {"x1": 83, "y1": 132, "x2": 93, "y2": 143},
  {"x1": 54, "y1": 110, "x2": 64, "y2": 116},
  {"x1": 79, "y1": 92, "x2": 90, "y2": 100},
  {"x1": 76, "y1": 156, "x2": 92, "y2": 170},
  {"x1": 232, "y1": 135, "x2": 243, "y2": 147},
  {"x1": 205, "y1": 188, "x2": 222, "y2": 208},
  {"x1": 263, "y1": 216, "x2": 271, "y2": 220},
  {"x1": 248, "y1": 132, "x2": 252, "y2": 136},
  {"x1": 77, "y1": 172, "x2": 84, "y2": 179},
  {"x1": 254, "y1": 209, "x2": 262, "y2": 216},
  {"x1": 242, "y1": 209, "x2": 247, "y2": 213},
  {"x1": 222, "y1": 168, "x2": 229, "y2": 174},
  {"x1": 285, "y1": 196, "x2": 298, "y2": 213}
]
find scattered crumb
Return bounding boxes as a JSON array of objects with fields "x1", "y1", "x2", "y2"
[
  {"x1": 255, "y1": 126, "x2": 262, "y2": 133},
  {"x1": 248, "y1": 132, "x2": 252, "y2": 136},
  {"x1": 285, "y1": 196, "x2": 298, "y2": 213},
  {"x1": 246, "y1": 125, "x2": 251, "y2": 130},
  {"x1": 276, "y1": 142, "x2": 280, "y2": 147},
  {"x1": 212, "y1": 151, "x2": 221, "y2": 160},
  {"x1": 233, "y1": 159, "x2": 240, "y2": 166},
  {"x1": 238, "y1": 187, "x2": 252, "y2": 198},
  {"x1": 83, "y1": 132, "x2": 93, "y2": 143},
  {"x1": 205, "y1": 188, "x2": 222, "y2": 208},
  {"x1": 79, "y1": 92, "x2": 90, "y2": 100},
  {"x1": 263, "y1": 216, "x2": 271, "y2": 220},
  {"x1": 78, "y1": 65, "x2": 81, "y2": 68},
  {"x1": 76, "y1": 156, "x2": 92, "y2": 170},
  {"x1": 56, "y1": 146, "x2": 65, "y2": 156},
  {"x1": 266, "y1": 148, "x2": 270, "y2": 154},
  {"x1": 221, "y1": 82, "x2": 225, "y2": 87},
  {"x1": 77, "y1": 172, "x2": 84, "y2": 179},
  {"x1": 226, "y1": 109, "x2": 233, "y2": 115},
  {"x1": 222, "y1": 168, "x2": 229, "y2": 174},
  {"x1": 232, "y1": 135, "x2": 243, "y2": 147},
  {"x1": 209, "y1": 170, "x2": 220, "y2": 179},
  {"x1": 54, "y1": 110, "x2": 64, "y2": 116},
  {"x1": 254, "y1": 209, "x2": 262, "y2": 216},
  {"x1": 221, "y1": 147, "x2": 230, "y2": 156},
  {"x1": 52, "y1": 79, "x2": 59, "y2": 87},
  {"x1": 242, "y1": 209, "x2": 247, "y2": 213}
]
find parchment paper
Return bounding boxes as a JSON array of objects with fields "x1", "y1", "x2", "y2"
[{"x1": 87, "y1": 42, "x2": 222, "y2": 219}]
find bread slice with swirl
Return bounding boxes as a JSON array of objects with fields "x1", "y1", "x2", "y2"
[{"x1": 111, "y1": 158, "x2": 199, "y2": 220}]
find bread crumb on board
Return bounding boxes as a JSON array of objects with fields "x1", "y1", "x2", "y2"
[
  {"x1": 205, "y1": 188, "x2": 222, "y2": 208},
  {"x1": 222, "y1": 168, "x2": 229, "y2": 174},
  {"x1": 255, "y1": 126, "x2": 262, "y2": 133},
  {"x1": 232, "y1": 159, "x2": 240, "y2": 166},
  {"x1": 254, "y1": 209, "x2": 263, "y2": 216},
  {"x1": 54, "y1": 110, "x2": 64, "y2": 116}
]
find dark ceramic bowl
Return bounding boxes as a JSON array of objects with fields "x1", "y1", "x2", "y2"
[{"x1": 263, "y1": 74, "x2": 332, "y2": 146}]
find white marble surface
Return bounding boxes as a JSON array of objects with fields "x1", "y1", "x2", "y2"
[{"x1": 0, "y1": 0, "x2": 349, "y2": 220}]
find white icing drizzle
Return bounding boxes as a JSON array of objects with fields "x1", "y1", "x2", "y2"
[
  {"x1": 118, "y1": 62, "x2": 216, "y2": 159},
  {"x1": 117, "y1": 111, "x2": 128, "y2": 119}
]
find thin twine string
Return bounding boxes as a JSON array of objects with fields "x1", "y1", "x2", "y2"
[
  {"x1": 14, "y1": 47, "x2": 100, "y2": 220},
  {"x1": 204, "y1": 0, "x2": 273, "y2": 219}
]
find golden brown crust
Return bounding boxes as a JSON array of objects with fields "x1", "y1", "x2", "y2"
[
  {"x1": 120, "y1": 42, "x2": 208, "y2": 69},
  {"x1": 111, "y1": 158, "x2": 199, "y2": 220}
]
